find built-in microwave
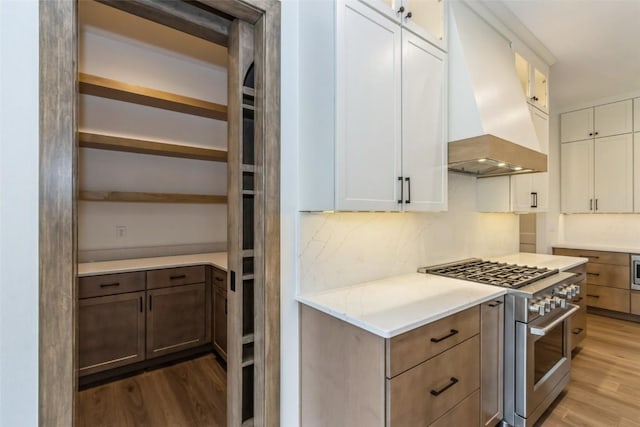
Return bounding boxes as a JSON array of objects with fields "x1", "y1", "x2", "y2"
[{"x1": 632, "y1": 254, "x2": 640, "y2": 291}]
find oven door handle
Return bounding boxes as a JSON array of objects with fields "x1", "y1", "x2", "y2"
[{"x1": 529, "y1": 303, "x2": 579, "y2": 336}]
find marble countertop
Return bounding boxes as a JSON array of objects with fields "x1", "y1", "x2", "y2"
[
  {"x1": 297, "y1": 273, "x2": 506, "y2": 338},
  {"x1": 489, "y1": 252, "x2": 587, "y2": 271},
  {"x1": 78, "y1": 252, "x2": 227, "y2": 277},
  {"x1": 553, "y1": 243, "x2": 640, "y2": 254}
]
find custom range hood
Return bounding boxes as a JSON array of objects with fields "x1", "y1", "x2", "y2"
[{"x1": 448, "y1": 2, "x2": 547, "y2": 177}]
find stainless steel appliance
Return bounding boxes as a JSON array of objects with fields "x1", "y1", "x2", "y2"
[
  {"x1": 632, "y1": 254, "x2": 640, "y2": 291},
  {"x1": 419, "y1": 259, "x2": 584, "y2": 427}
]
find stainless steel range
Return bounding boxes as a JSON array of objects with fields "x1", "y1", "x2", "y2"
[{"x1": 419, "y1": 259, "x2": 585, "y2": 427}]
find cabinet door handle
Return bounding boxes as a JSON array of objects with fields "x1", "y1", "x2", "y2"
[
  {"x1": 215, "y1": 277, "x2": 224, "y2": 282},
  {"x1": 170, "y1": 274, "x2": 187, "y2": 280},
  {"x1": 574, "y1": 297, "x2": 583, "y2": 302},
  {"x1": 397, "y1": 5, "x2": 405, "y2": 14},
  {"x1": 589, "y1": 199, "x2": 593, "y2": 211},
  {"x1": 586, "y1": 294, "x2": 600, "y2": 299},
  {"x1": 405, "y1": 177, "x2": 411, "y2": 204},
  {"x1": 430, "y1": 329, "x2": 458, "y2": 343},
  {"x1": 594, "y1": 131, "x2": 599, "y2": 136},
  {"x1": 149, "y1": 295, "x2": 153, "y2": 311},
  {"x1": 595, "y1": 199, "x2": 598, "y2": 211},
  {"x1": 587, "y1": 272, "x2": 600, "y2": 276},
  {"x1": 225, "y1": 298, "x2": 228, "y2": 315},
  {"x1": 589, "y1": 132, "x2": 593, "y2": 136},
  {"x1": 397, "y1": 176, "x2": 403, "y2": 204},
  {"x1": 430, "y1": 377, "x2": 458, "y2": 396},
  {"x1": 572, "y1": 327, "x2": 584, "y2": 335},
  {"x1": 579, "y1": 254, "x2": 599, "y2": 259},
  {"x1": 530, "y1": 192, "x2": 538, "y2": 208},
  {"x1": 139, "y1": 296, "x2": 143, "y2": 313},
  {"x1": 405, "y1": 11, "x2": 412, "y2": 19},
  {"x1": 100, "y1": 282, "x2": 120, "y2": 288},
  {"x1": 488, "y1": 300, "x2": 503, "y2": 307}
]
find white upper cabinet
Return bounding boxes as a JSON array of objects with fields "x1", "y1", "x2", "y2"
[
  {"x1": 561, "y1": 140, "x2": 594, "y2": 213},
  {"x1": 634, "y1": 98, "x2": 640, "y2": 131},
  {"x1": 561, "y1": 135, "x2": 633, "y2": 213},
  {"x1": 337, "y1": 2, "x2": 402, "y2": 211},
  {"x1": 594, "y1": 100, "x2": 633, "y2": 137},
  {"x1": 298, "y1": 0, "x2": 447, "y2": 212},
  {"x1": 560, "y1": 108, "x2": 593, "y2": 143},
  {"x1": 362, "y1": 0, "x2": 445, "y2": 50},
  {"x1": 561, "y1": 100, "x2": 632, "y2": 143},
  {"x1": 401, "y1": 30, "x2": 447, "y2": 211},
  {"x1": 514, "y1": 51, "x2": 548, "y2": 114}
]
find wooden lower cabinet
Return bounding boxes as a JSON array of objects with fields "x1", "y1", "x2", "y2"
[
  {"x1": 586, "y1": 284, "x2": 630, "y2": 313},
  {"x1": 300, "y1": 304, "x2": 485, "y2": 426},
  {"x1": 631, "y1": 292, "x2": 640, "y2": 315},
  {"x1": 480, "y1": 298, "x2": 504, "y2": 427},
  {"x1": 78, "y1": 291, "x2": 146, "y2": 376},
  {"x1": 146, "y1": 283, "x2": 208, "y2": 359}
]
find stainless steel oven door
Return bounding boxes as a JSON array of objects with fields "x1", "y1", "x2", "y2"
[{"x1": 515, "y1": 304, "x2": 579, "y2": 425}]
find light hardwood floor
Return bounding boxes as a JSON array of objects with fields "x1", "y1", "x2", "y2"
[
  {"x1": 537, "y1": 313, "x2": 640, "y2": 426},
  {"x1": 77, "y1": 354, "x2": 226, "y2": 427}
]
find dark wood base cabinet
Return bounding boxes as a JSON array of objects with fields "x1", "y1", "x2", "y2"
[
  {"x1": 212, "y1": 266, "x2": 228, "y2": 360},
  {"x1": 78, "y1": 266, "x2": 212, "y2": 378}
]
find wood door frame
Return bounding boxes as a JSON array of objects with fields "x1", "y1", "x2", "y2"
[{"x1": 39, "y1": 0, "x2": 280, "y2": 425}]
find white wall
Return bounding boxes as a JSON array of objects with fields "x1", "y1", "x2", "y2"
[
  {"x1": 78, "y1": 20, "x2": 228, "y2": 252},
  {"x1": 0, "y1": 0, "x2": 39, "y2": 425},
  {"x1": 300, "y1": 173, "x2": 520, "y2": 293}
]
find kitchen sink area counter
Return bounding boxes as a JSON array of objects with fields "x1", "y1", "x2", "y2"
[
  {"x1": 78, "y1": 252, "x2": 228, "y2": 276},
  {"x1": 297, "y1": 273, "x2": 506, "y2": 338}
]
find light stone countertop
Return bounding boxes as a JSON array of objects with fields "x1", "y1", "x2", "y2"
[
  {"x1": 297, "y1": 273, "x2": 506, "y2": 338},
  {"x1": 78, "y1": 252, "x2": 227, "y2": 277},
  {"x1": 552, "y1": 243, "x2": 640, "y2": 255},
  {"x1": 488, "y1": 252, "x2": 587, "y2": 271}
]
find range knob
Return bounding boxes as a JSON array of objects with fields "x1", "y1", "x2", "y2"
[
  {"x1": 559, "y1": 297, "x2": 567, "y2": 309},
  {"x1": 543, "y1": 298, "x2": 551, "y2": 313},
  {"x1": 529, "y1": 302, "x2": 545, "y2": 316}
]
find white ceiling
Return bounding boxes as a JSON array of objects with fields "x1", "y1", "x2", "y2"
[{"x1": 500, "y1": 0, "x2": 640, "y2": 111}]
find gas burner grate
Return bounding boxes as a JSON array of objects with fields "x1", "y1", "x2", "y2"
[{"x1": 420, "y1": 259, "x2": 558, "y2": 289}]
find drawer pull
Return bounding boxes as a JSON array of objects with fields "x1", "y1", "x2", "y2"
[
  {"x1": 580, "y1": 254, "x2": 599, "y2": 259},
  {"x1": 99, "y1": 282, "x2": 120, "y2": 288},
  {"x1": 587, "y1": 294, "x2": 600, "y2": 299},
  {"x1": 587, "y1": 272, "x2": 600, "y2": 276},
  {"x1": 170, "y1": 274, "x2": 187, "y2": 280},
  {"x1": 488, "y1": 300, "x2": 503, "y2": 307},
  {"x1": 574, "y1": 297, "x2": 583, "y2": 302},
  {"x1": 215, "y1": 277, "x2": 224, "y2": 282},
  {"x1": 430, "y1": 329, "x2": 459, "y2": 343},
  {"x1": 430, "y1": 377, "x2": 459, "y2": 396},
  {"x1": 572, "y1": 327, "x2": 584, "y2": 335}
]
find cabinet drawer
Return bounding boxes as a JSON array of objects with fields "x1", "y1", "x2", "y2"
[
  {"x1": 553, "y1": 248, "x2": 629, "y2": 266},
  {"x1": 79, "y1": 271, "x2": 145, "y2": 299},
  {"x1": 570, "y1": 295, "x2": 587, "y2": 350},
  {"x1": 586, "y1": 263, "x2": 630, "y2": 288},
  {"x1": 586, "y1": 284, "x2": 630, "y2": 313},
  {"x1": 147, "y1": 265, "x2": 205, "y2": 289},
  {"x1": 387, "y1": 335, "x2": 480, "y2": 426},
  {"x1": 430, "y1": 390, "x2": 480, "y2": 427},
  {"x1": 212, "y1": 267, "x2": 227, "y2": 291},
  {"x1": 387, "y1": 306, "x2": 479, "y2": 378}
]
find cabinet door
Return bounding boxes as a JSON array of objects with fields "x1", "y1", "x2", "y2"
[
  {"x1": 530, "y1": 105, "x2": 549, "y2": 153},
  {"x1": 402, "y1": 0, "x2": 444, "y2": 47},
  {"x1": 635, "y1": 134, "x2": 640, "y2": 212},
  {"x1": 594, "y1": 134, "x2": 633, "y2": 212},
  {"x1": 336, "y1": 0, "x2": 402, "y2": 211},
  {"x1": 531, "y1": 66, "x2": 548, "y2": 113},
  {"x1": 78, "y1": 291, "x2": 145, "y2": 376},
  {"x1": 634, "y1": 98, "x2": 640, "y2": 131},
  {"x1": 594, "y1": 99, "x2": 633, "y2": 138},
  {"x1": 560, "y1": 108, "x2": 593, "y2": 143},
  {"x1": 213, "y1": 286, "x2": 228, "y2": 361},
  {"x1": 481, "y1": 298, "x2": 504, "y2": 427},
  {"x1": 146, "y1": 283, "x2": 207, "y2": 359},
  {"x1": 561, "y1": 140, "x2": 593, "y2": 213},
  {"x1": 401, "y1": 29, "x2": 446, "y2": 212}
]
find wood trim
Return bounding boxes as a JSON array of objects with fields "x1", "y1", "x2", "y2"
[
  {"x1": 197, "y1": 0, "x2": 263, "y2": 24},
  {"x1": 258, "y1": 3, "x2": 281, "y2": 425},
  {"x1": 79, "y1": 191, "x2": 227, "y2": 204},
  {"x1": 78, "y1": 132, "x2": 228, "y2": 162},
  {"x1": 39, "y1": 0, "x2": 77, "y2": 425},
  {"x1": 95, "y1": 0, "x2": 231, "y2": 46},
  {"x1": 79, "y1": 73, "x2": 228, "y2": 121}
]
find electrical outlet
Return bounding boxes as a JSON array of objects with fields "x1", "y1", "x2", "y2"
[{"x1": 115, "y1": 225, "x2": 127, "y2": 239}]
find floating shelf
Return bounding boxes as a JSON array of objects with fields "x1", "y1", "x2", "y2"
[
  {"x1": 79, "y1": 191, "x2": 227, "y2": 204},
  {"x1": 78, "y1": 132, "x2": 228, "y2": 162},
  {"x1": 79, "y1": 73, "x2": 228, "y2": 121},
  {"x1": 242, "y1": 333, "x2": 254, "y2": 344}
]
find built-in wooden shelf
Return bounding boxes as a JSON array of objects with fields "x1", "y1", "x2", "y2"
[
  {"x1": 242, "y1": 87, "x2": 255, "y2": 97},
  {"x1": 242, "y1": 333, "x2": 255, "y2": 344},
  {"x1": 79, "y1": 73, "x2": 228, "y2": 121},
  {"x1": 79, "y1": 191, "x2": 227, "y2": 204},
  {"x1": 78, "y1": 132, "x2": 228, "y2": 162}
]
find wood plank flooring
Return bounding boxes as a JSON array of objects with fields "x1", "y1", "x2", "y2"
[
  {"x1": 537, "y1": 313, "x2": 640, "y2": 426},
  {"x1": 77, "y1": 354, "x2": 226, "y2": 427}
]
